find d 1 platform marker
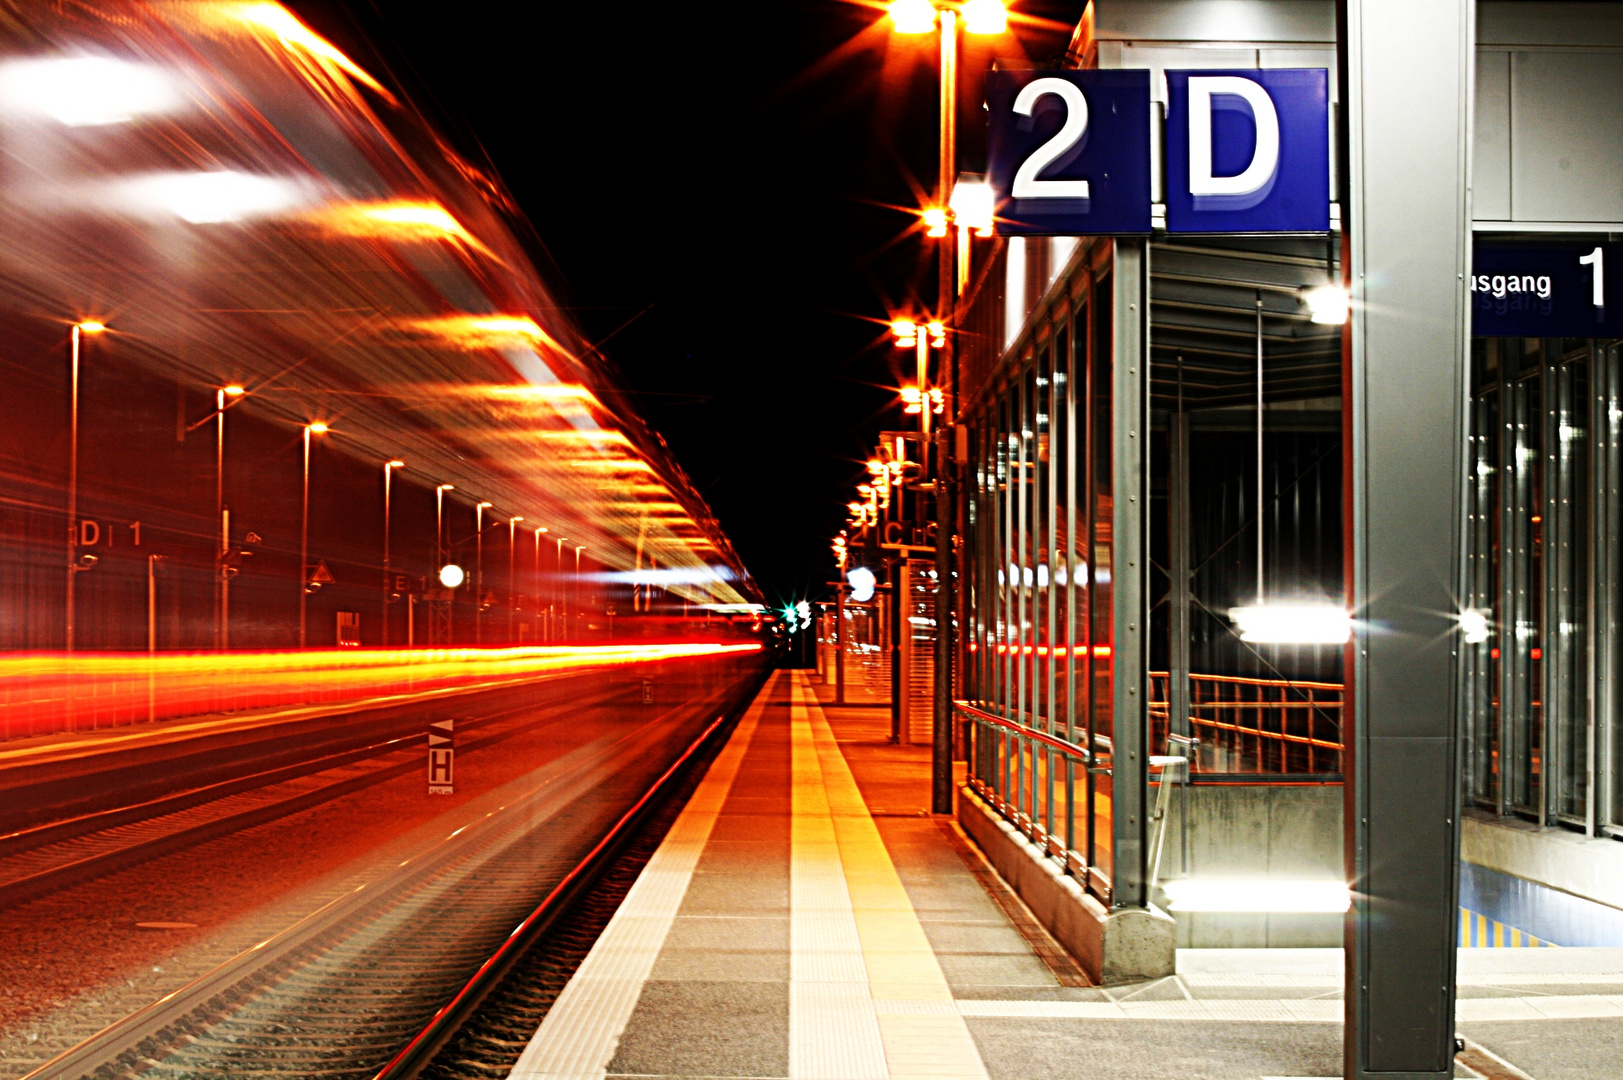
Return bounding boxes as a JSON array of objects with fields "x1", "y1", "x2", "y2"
[{"x1": 428, "y1": 718, "x2": 454, "y2": 795}]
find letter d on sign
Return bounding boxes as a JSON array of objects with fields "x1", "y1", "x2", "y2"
[
  {"x1": 1188, "y1": 76, "x2": 1279, "y2": 205},
  {"x1": 1165, "y1": 68, "x2": 1329, "y2": 234}
]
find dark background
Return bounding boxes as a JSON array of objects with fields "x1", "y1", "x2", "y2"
[{"x1": 289, "y1": 0, "x2": 1080, "y2": 610}]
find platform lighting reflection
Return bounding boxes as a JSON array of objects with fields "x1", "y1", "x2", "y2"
[
  {"x1": 1301, "y1": 283, "x2": 1350, "y2": 325},
  {"x1": 118, "y1": 170, "x2": 310, "y2": 224},
  {"x1": 1161, "y1": 879, "x2": 1350, "y2": 914},
  {"x1": 0, "y1": 56, "x2": 185, "y2": 126},
  {"x1": 1460, "y1": 608, "x2": 1491, "y2": 645},
  {"x1": 1227, "y1": 603, "x2": 1351, "y2": 644}
]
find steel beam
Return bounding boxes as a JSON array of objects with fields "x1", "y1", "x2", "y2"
[{"x1": 1112, "y1": 237, "x2": 1150, "y2": 908}]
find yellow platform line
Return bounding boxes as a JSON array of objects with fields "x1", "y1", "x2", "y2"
[{"x1": 793, "y1": 674, "x2": 990, "y2": 1080}]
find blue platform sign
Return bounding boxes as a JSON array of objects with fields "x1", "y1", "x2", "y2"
[
  {"x1": 1472, "y1": 241, "x2": 1621, "y2": 337},
  {"x1": 1164, "y1": 69, "x2": 1329, "y2": 233},
  {"x1": 987, "y1": 70, "x2": 1152, "y2": 236}
]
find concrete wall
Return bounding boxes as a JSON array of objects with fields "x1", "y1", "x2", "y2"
[
  {"x1": 1462, "y1": 812, "x2": 1623, "y2": 913},
  {"x1": 1157, "y1": 783, "x2": 1344, "y2": 947}
]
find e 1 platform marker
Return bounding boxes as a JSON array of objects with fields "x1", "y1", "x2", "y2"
[{"x1": 428, "y1": 718, "x2": 454, "y2": 795}]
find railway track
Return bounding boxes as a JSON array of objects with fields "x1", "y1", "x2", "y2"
[
  {"x1": 0, "y1": 684, "x2": 626, "y2": 912},
  {"x1": 15, "y1": 670, "x2": 763, "y2": 1080}
]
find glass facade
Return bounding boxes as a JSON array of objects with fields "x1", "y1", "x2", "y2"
[
  {"x1": 963, "y1": 246, "x2": 1122, "y2": 902},
  {"x1": 1463, "y1": 337, "x2": 1623, "y2": 835}
]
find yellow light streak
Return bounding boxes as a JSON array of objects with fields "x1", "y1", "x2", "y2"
[
  {"x1": 316, "y1": 201, "x2": 488, "y2": 252},
  {"x1": 401, "y1": 315, "x2": 566, "y2": 353},
  {"x1": 226, "y1": 3, "x2": 389, "y2": 95}
]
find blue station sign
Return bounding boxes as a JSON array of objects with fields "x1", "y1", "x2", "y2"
[
  {"x1": 1163, "y1": 69, "x2": 1329, "y2": 233},
  {"x1": 1472, "y1": 241, "x2": 1620, "y2": 337},
  {"x1": 987, "y1": 68, "x2": 1330, "y2": 236},
  {"x1": 986, "y1": 70, "x2": 1153, "y2": 235}
]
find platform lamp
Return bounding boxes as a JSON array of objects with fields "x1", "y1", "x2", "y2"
[
  {"x1": 65, "y1": 319, "x2": 106, "y2": 655},
  {"x1": 507, "y1": 515, "x2": 524, "y2": 642},
  {"x1": 299, "y1": 421, "x2": 330, "y2": 649},
  {"x1": 474, "y1": 501, "x2": 493, "y2": 643},
  {"x1": 382, "y1": 460, "x2": 405, "y2": 646},
  {"x1": 891, "y1": 318, "x2": 946, "y2": 434},
  {"x1": 1227, "y1": 294, "x2": 1350, "y2": 645}
]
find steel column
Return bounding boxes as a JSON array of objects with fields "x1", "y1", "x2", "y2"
[
  {"x1": 1340, "y1": 0, "x2": 1472, "y2": 1073},
  {"x1": 1111, "y1": 238, "x2": 1149, "y2": 908}
]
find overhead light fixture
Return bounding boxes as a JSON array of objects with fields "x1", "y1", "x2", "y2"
[
  {"x1": 949, "y1": 177, "x2": 995, "y2": 236},
  {"x1": 1460, "y1": 608, "x2": 1491, "y2": 645},
  {"x1": 847, "y1": 566, "x2": 877, "y2": 603},
  {"x1": 438, "y1": 563, "x2": 465, "y2": 588},
  {"x1": 0, "y1": 56, "x2": 185, "y2": 127},
  {"x1": 1301, "y1": 283, "x2": 1350, "y2": 325},
  {"x1": 1228, "y1": 603, "x2": 1351, "y2": 645},
  {"x1": 922, "y1": 206, "x2": 949, "y2": 237},
  {"x1": 888, "y1": 0, "x2": 937, "y2": 34},
  {"x1": 961, "y1": 0, "x2": 1009, "y2": 35},
  {"x1": 1162, "y1": 879, "x2": 1350, "y2": 913}
]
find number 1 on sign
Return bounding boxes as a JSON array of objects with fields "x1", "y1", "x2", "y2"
[{"x1": 1580, "y1": 247, "x2": 1605, "y2": 308}]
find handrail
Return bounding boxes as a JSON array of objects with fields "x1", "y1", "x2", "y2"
[{"x1": 954, "y1": 701, "x2": 1091, "y2": 762}]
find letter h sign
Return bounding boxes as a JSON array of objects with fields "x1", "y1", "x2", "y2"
[{"x1": 428, "y1": 718, "x2": 454, "y2": 795}]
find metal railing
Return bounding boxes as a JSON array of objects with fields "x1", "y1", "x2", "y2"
[
  {"x1": 1150, "y1": 671, "x2": 1344, "y2": 777},
  {"x1": 958, "y1": 700, "x2": 1099, "y2": 891}
]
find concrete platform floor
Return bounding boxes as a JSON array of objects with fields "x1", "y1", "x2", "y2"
[{"x1": 502, "y1": 670, "x2": 1607, "y2": 1080}]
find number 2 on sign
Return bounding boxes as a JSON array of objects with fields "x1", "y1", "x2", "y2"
[
  {"x1": 1580, "y1": 247, "x2": 1605, "y2": 308},
  {"x1": 1012, "y1": 78, "x2": 1091, "y2": 201}
]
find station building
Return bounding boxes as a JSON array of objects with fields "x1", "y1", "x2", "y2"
[{"x1": 944, "y1": 0, "x2": 1623, "y2": 1059}]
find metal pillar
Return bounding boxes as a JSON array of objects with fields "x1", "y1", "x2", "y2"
[
  {"x1": 1112, "y1": 237, "x2": 1149, "y2": 909},
  {"x1": 834, "y1": 581, "x2": 846, "y2": 705},
  {"x1": 1340, "y1": 0, "x2": 1471, "y2": 1073},
  {"x1": 933, "y1": 431, "x2": 954, "y2": 813}
]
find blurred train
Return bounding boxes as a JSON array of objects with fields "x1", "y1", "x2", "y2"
[{"x1": 0, "y1": 1, "x2": 764, "y2": 657}]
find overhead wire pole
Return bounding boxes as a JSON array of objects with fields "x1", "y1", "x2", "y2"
[{"x1": 932, "y1": 6, "x2": 958, "y2": 814}]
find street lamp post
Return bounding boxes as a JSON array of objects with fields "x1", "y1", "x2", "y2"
[
  {"x1": 889, "y1": 0, "x2": 1006, "y2": 813},
  {"x1": 435, "y1": 483, "x2": 454, "y2": 567},
  {"x1": 533, "y1": 526, "x2": 547, "y2": 642},
  {"x1": 383, "y1": 460, "x2": 405, "y2": 646},
  {"x1": 507, "y1": 515, "x2": 523, "y2": 643},
  {"x1": 299, "y1": 421, "x2": 328, "y2": 649},
  {"x1": 475, "y1": 501, "x2": 492, "y2": 644},
  {"x1": 65, "y1": 320, "x2": 105, "y2": 653},
  {"x1": 216, "y1": 384, "x2": 244, "y2": 650}
]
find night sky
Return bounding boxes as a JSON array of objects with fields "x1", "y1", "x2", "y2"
[{"x1": 294, "y1": 0, "x2": 1080, "y2": 608}]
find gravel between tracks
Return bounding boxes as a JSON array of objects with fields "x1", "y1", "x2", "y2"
[{"x1": 0, "y1": 694, "x2": 614, "y2": 1076}]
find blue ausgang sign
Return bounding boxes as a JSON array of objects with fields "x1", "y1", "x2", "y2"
[
  {"x1": 987, "y1": 70, "x2": 1153, "y2": 235},
  {"x1": 1164, "y1": 69, "x2": 1330, "y2": 233},
  {"x1": 1472, "y1": 241, "x2": 1621, "y2": 337}
]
